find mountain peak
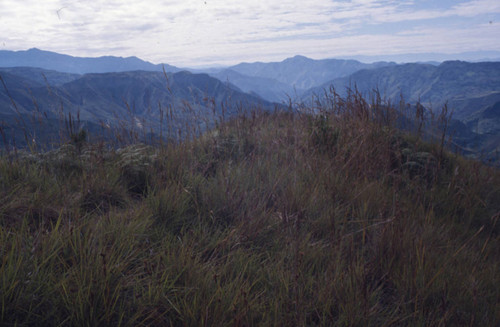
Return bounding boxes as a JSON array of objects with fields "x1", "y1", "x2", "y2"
[{"x1": 287, "y1": 55, "x2": 312, "y2": 62}]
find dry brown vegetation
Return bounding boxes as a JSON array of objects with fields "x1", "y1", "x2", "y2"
[{"x1": 1, "y1": 90, "x2": 499, "y2": 326}]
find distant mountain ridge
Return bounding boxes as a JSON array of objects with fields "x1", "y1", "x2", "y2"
[
  {"x1": 199, "y1": 55, "x2": 396, "y2": 102},
  {"x1": 306, "y1": 60, "x2": 500, "y2": 119},
  {"x1": 227, "y1": 55, "x2": 395, "y2": 91},
  {"x1": 335, "y1": 50, "x2": 500, "y2": 64},
  {"x1": 211, "y1": 69, "x2": 296, "y2": 103},
  {"x1": 0, "y1": 66, "x2": 81, "y2": 86},
  {"x1": 0, "y1": 67, "x2": 277, "y2": 146},
  {"x1": 0, "y1": 48, "x2": 180, "y2": 74}
]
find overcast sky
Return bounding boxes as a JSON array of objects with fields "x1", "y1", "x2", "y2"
[{"x1": 1, "y1": 0, "x2": 499, "y2": 67}]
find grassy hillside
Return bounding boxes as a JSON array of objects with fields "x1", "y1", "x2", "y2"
[{"x1": 1, "y1": 93, "x2": 499, "y2": 326}]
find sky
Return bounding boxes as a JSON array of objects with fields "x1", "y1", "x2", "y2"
[{"x1": 1, "y1": 0, "x2": 500, "y2": 67}]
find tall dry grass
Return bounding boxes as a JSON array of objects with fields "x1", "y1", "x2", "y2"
[{"x1": 0, "y1": 86, "x2": 499, "y2": 326}]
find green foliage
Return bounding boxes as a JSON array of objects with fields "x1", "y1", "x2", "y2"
[{"x1": 1, "y1": 94, "x2": 499, "y2": 326}]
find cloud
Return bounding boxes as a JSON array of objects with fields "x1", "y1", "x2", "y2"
[
  {"x1": 451, "y1": 0, "x2": 500, "y2": 16},
  {"x1": 1, "y1": 0, "x2": 499, "y2": 66}
]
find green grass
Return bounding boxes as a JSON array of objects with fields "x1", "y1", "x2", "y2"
[{"x1": 1, "y1": 94, "x2": 499, "y2": 326}]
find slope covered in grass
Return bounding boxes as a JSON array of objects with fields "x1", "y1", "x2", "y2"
[{"x1": 1, "y1": 95, "x2": 499, "y2": 326}]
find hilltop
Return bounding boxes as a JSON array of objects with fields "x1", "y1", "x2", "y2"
[{"x1": 1, "y1": 91, "x2": 499, "y2": 326}]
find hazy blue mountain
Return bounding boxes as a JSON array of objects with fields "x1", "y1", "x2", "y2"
[
  {"x1": 0, "y1": 67, "x2": 81, "y2": 86},
  {"x1": 1, "y1": 69, "x2": 277, "y2": 119},
  {"x1": 0, "y1": 48, "x2": 180, "y2": 74},
  {"x1": 0, "y1": 69, "x2": 278, "y2": 147},
  {"x1": 56, "y1": 70, "x2": 276, "y2": 121},
  {"x1": 307, "y1": 61, "x2": 500, "y2": 119},
  {"x1": 465, "y1": 101, "x2": 500, "y2": 135},
  {"x1": 0, "y1": 70, "x2": 44, "y2": 115},
  {"x1": 229, "y1": 55, "x2": 395, "y2": 91},
  {"x1": 336, "y1": 50, "x2": 500, "y2": 64},
  {"x1": 211, "y1": 69, "x2": 297, "y2": 103},
  {"x1": 463, "y1": 101, "x2": 500, "y2": 162},
  {"x1": 1, "y1": 50, "x2": 396, "y2": 103}
]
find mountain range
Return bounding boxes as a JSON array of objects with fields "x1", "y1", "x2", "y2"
[
  {"x1": 206, "y1": 56, "x2": 395, "y2": 102},
  {"x1": 224, "y1": 55, "x2": 395, "y2": 92},
  {"x1": 305, "y1": 61, "x2": 500, "y2": 118},
  {"x1": 0, "y1": 48, "x2": 499, "y2": 162},
  {"x1": 207, "y1": 56, "x2": 500, "y2": 162},
  {"x1": 1, "y1": 49, "x2": 395, "y2": 103},
  {"x1": 0, "y1": 66, "x2": 276, "y2": 147}
]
